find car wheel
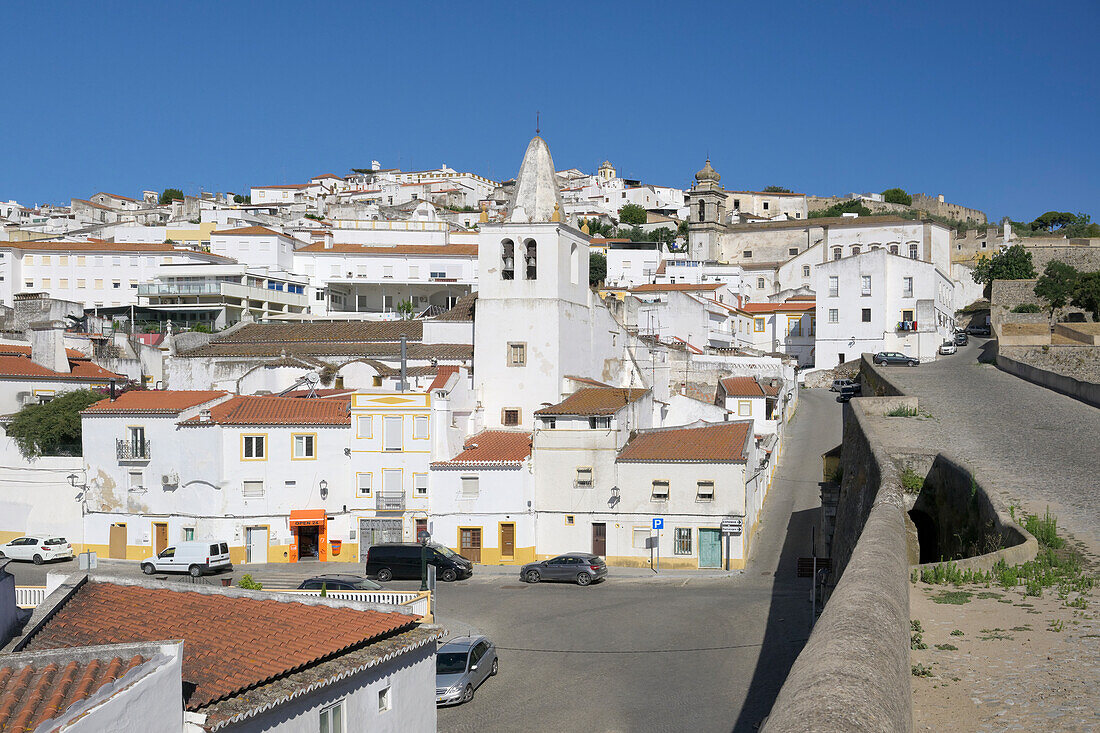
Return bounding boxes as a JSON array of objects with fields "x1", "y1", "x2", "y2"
[
  {"x1": 491, "y1": 658, "x2": 499, "y2": 676},
  {"x1": 576, "y1": 572, "x2": 592, "y2": 586},
  {"x1": 462, "y1": 684, "x2": 473, "y2": 703},
  {"x1": 32, "y1": 554, "x2": 44, "y2": 565},
  {"x1": 908, "y1": 360, "x2": 917, "y2": 367},
  {"x1": 525, "y1": 569, "x2": 541, "y2": 583},
  {"x1": 441, "y1": 568, "x2": 458, "y2": 582},
  {"x1": 141, "y1": 563, "x2": 156, "y2": 575},
  {"x1": 376, "y1": 567, "x2": 393, "y2": 582},
  {"x1": 0, "y1": 551, "x2": 6, "y2": 559},
  {"x1": 188, "y1": 564, "x2": 202, "y2": 578}
]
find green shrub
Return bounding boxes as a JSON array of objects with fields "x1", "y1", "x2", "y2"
[
  {"x1": 1011, "y1": 303, "x2": 1042, "y2": 313},
  {"x1": 237, "y1": 574, "x2": 263, "y2": 590},
  {"x1": 901, "y1": 468, "x2": 924, "y2": 494},
  {"x1": 1023, "y1": 508, "x2": 1063, "y2": 549}
]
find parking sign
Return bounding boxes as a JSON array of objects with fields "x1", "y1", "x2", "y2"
[{"x1": 652, "y1": 518, "x2": 664, "y2": 530}]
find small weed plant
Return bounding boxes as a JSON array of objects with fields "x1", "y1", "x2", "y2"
[
  {"x1": 911, "y1": 663, "x2": 933, "y2": 678},
  {"x1": 887, "y1": 405, "x2": 919, "y2": 417},
  {"x1": 950, "y1": 629, "x2": 964, "y2": 636},
  {"x1": 1024, "y1": 508, "x2": 1063, "y2": 549},
  {"x1": 1048, "y1": 619, "x2": 1065, "y2": 633},
  {"x1": 934, "y1": 643, "x2": 958, "y2": 651},
  {"x1": 901, "y1": 468, "x2": 924, "y2": 494}
]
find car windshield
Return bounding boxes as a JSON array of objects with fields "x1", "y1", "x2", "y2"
[
  {"x1": 431, "y1": 543, "x2": 457, "y2": 558},
  {"x1": 437, "y1": 652, "x2": 468, "y2": 674}
]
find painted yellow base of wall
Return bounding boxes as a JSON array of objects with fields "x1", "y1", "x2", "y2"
[
  {"x1": 80, "y1": 543, "x2": 154, "y2": 561},
  {"x1": 442, "y1": 546, "x2": 537, "y2": 566},
  {"x1": 530, "y1": 553, "x2": 746, "y2": 571}
]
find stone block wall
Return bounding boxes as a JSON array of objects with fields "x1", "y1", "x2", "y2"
[
  {"x1": 859, "y1": 353, "x2": 904, "y2": 396},
  {"x1": 998, "y1": 346, "x2": 1100, "y2": 408},
  {"x1": 1023, "y1": 242, "x2": 1100, "y2": 272}
]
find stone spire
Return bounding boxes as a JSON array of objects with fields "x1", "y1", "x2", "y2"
[{"x1": 508, "y1": 136, "x2": 566, "y2": 224}]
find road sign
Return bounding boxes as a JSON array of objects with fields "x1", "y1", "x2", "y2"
[
  {"x1": 652, "y1": 518, "x2": 664, "y2": 530},
  {"x1": 721, "y1": 517, "x2": 743, "y2": 535}
]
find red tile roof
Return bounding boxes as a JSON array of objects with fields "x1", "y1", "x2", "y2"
[
  {"x1": 83, "y1": 390, "x2": 229, "y2": 414},
  {"x1": 630, "y1": 282, "x2": 724, "y2": 293},
  {"x1": 21, "y1": 581, "x2": 418, "y2": 710},
  {"x1": 212, "y1": 226, "x2": 285, "y2": 237},
  {"x1": 428, "y1": 365, "x2": 459, "y2": 391},
  {"x1": 180, "y1": 395, "x2": 350, "y2": 426},
  {"x1": 0, "y1": 651, "x2": 148, "y2": 731},
  {"x1": 741, "y1": 299, "x2": 816, "y2": 314},
  {"x1": 0, "y1": 241, "x2": 224, "y2": 256},
  {"x1": 534, "y1": 387, "x2": 649, "y2": 416},
  {"x1": 0, "y1": 355, "x2": 122, "y2": 382},
  {"x1": 617, "y1": 421, "x2": 752, "y2": 463},
  {"x1": 0, "y1": 344, "x2": 88, "y2": 360},
  {"x1": 719, "y1": 376, "x2": 765, "y2": 398},
  {"x1": 432, "y1": 430, "x2": 532, "y2": 467}
]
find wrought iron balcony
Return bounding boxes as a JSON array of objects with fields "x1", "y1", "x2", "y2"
[
  {"x1": 116, "y1": 439, "x2": 151, "y2": 460},
  {"x1": 375, "y1": 491, "x2": 406, "y2": 511}
]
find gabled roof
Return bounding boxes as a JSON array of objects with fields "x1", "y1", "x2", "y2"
[
  {"x1": 0, "y1": 344, "x2": 87, "y2": 360},
  {"x1": 204, "y1": 321, "x2": 423, "y2": 344},
  {"x1": 431, "y1": 430, "x2": 532, "y2": 468},
  {"x1": 180, "y1": 395, "x2": 350, "y2": 426},
  {"x1": 434, "y1": 292, "x2": 477, "y2": 322},
  {"x1": 719, "y1": 376, "x2": 765, "y2": 398},
  {"x1": 211, "y1": 226, "x2": 285, "y2": 237},
  {"x1": 428, "y1": 365, "x2": 459, "y2": 392},
  {"x1": 534, "y1": 387, "x2": 649, "y2": 416},
  {"x1": 741, "y1": 299, "x2": 816, "y2": 314},
  {"x1": 83, "y1": 390, "x2": 229, "y2": 414},
  {"x1": 0, "y1": 355, "x2": 122, "y2": 382},
  {"x1": 630, "y1": 282, "x2": 724, "y2": 293},
  {"x1": 18, "y1": 580, "x2": 419, "y2": 712},
  {"x1": 617, "y1": 421, "x2": 752, "y2": 463}
]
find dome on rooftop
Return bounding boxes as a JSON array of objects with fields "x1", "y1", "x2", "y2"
[
  {"x1": 508, "y1": 136, "x2": 565, "y2": 224},
  {"x1": 695, "y1": 158, "x2": 720, "y2": 183}
]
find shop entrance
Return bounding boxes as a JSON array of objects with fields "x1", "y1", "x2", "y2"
[
  {"x1": 298, "y1": 526, "x2": 320, "y2": 559},
  {"x1": 288, "y1": 509, "x2": 328, "y2": 563}
]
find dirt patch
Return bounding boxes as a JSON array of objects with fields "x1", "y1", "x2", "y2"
[{"x1": 911, "y1": 582, "x2": 1100, "y2": 731}]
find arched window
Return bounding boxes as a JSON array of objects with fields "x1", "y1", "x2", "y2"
[
  {"x1": 569, "y1": 243, "x2": 579, "y2": 285},
  {"x1": 833, "y1": 247, "x2": 842, "y2": 260},
  {"x1": 889, "y1": 244, "x2": 899, "y2": 255},
  {"x1": 851, "y1": 246, "x2": 861, "y2": 256},
  {"x1": 524, "y1": 239, "x2": 537, "y2": 280},
  {"x1": 698, "y1": 200, "x2": 706, "y2": 222},
  {"x1": 870, "y1": 245, "x2": 880, "y2": 251},
  {"x1": 909, "y1": 243, "x2": 919, "y2": 260},
  {"x1": 501, "y1": 239, "x2": 515, "y2": 280}
]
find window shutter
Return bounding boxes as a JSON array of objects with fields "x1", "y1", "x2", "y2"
[{"x1": 383, "y1": 416, "x2": 402, "y2": 450}]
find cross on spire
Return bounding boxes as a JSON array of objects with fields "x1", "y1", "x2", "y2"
[{"x1": 536, "y1": 111, "x2": 540, "y2": 136}]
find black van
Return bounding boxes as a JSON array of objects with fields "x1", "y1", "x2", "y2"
[{"x1": 365, "y1": 543, "x2": 473, "y2": 582}]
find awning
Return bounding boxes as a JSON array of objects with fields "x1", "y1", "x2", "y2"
[{"x1": 289, "y1": 509, "x2": 327, "y2": 528}]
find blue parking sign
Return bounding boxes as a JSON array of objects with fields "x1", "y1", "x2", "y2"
[{"x1": 652, "y1": 518, "x2": 664, "y2": 530}]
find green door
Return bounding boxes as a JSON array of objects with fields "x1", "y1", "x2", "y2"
[{"x1": 699, "y1": 528, "x2": 721, "y2": 568}]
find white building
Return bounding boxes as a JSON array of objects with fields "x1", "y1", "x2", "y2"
[{"x1": 742, "y1": 298, "x2": 817, "y2": 365}]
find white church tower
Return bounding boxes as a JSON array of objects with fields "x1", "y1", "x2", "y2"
[{"x1": 475, "y1": 136, "x2": 592, "y2": 430}]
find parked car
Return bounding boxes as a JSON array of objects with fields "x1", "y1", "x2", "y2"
[
  {"x1": 0, "y1": 535, "x2": 73, "y2": 565},
  {"x1": 836, "y1": 383, "x2": 861, "y2": 402},
  {"x1": 954, "y1": 332, "x2": 969, "y2": 346},
  {"x1": 967, "y1": 325, "x2": 991, "y2": 337},
  {"x1": 520, "y1": 553, "x2": 608, "y2": 586},
  {"x1": 873, "y1": 352, "x2": 919, "y2": 367},
  {"x1": 436, "y1": 635, "x2": 498, "y2": 706},
  {"x1": 297, "y1": 574, "x2": 382, "y2": 591},
  {"x1": 140, "y1": 541, "x2": 231, "y2": 577},
  {"x1": 938, "y1": 341, "x2": 957, "y2": 355},
  {"x1": 830, "y1": 378, "x2": 858, "y2": 392},
  {"x1": 365, "y1": 542, "x2": 473, "y2": 582}
]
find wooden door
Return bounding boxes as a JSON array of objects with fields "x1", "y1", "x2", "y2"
[
  {"x1": 459, "y1": 527, "x2": 481, "y2": 563},
  {"x1": 591, "y1": 523, "x2": 606, "y2": 556},
  {"x1": 154, "y1": 523, "x2": 168, "y2": 555},
  {"x1": 699, "y1": 529, "x2": 721, "y2": 568},
  {"x1": 500, "y1": 523, "x2": 515, "y2": 560},
  {"x1": 109, "y1": 524, "x2": 127, "y2": 559}
]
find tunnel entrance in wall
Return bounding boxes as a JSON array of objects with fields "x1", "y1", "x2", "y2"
[{"x1": 909, "y1": 509, "x2": 939, "y2": 564}]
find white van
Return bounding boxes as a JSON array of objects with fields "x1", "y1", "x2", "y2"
[{"x1": 141, "y1": 541, "x2": 232, "y2": 577}]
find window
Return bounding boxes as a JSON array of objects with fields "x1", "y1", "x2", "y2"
[
  {"x1": 382, "y1": 265, "x2": 393, "y2": 278},
  {"x1": 523, "y1": 239, "x2": 537, "y2": 280},
  {"x1": 575, "y1": 467, "x2": 593, "y2": 488},
  {"x1": 789, "y1": 248, "x2": 799, "y2": 256},
  {"x1": 651, "y1": 479, "x2": 669, "y2": 500},
  {"x1": 756, "y1": 277, "x2": 765, "y2": 289},
  {"x1": 674, "y1": 528, "x2": 693, "y2": 554},
  {"x1": 789, "y1": 317, "x2": 802, "y2": 337},
  {"x1": 828, "y1": 308, "x2": 839, "y2": 323},
  {"x1": 59, "y1": 278, "x2": 68, "y2": 288},
  {"x1": 377, "y1": 686, "x2": 391, "y2": 713},
  {"x1": 902, "y1": 309, "x2": 915, "y2": 322},
  {"x1": 242, "y1": 435, "x2": 266, "y2": 460},
  {"x1": 501, "y1": 238, "x2": 515, "y2": 280},
  {"x1": 127, "y1": 470, "x2": 143, "y2": 490},
  {"x1": 697, "y1": 481, "x2": 714, "y2": 500},
  {"x1": 24, "y1": 280, "x2": 33, "y2": 289},
  {"x1": 183, "y1": 528, "x2": 195, "y2": 541},
  {"x1": 320, "y1": 700, "x2": 345, "y2": 732},
  {"x1": 413, "y1": 415, "x2": 429, "y2": 440},
  {"x1": 738, "y1": 400, "x2": 752, "y2": 416},
  {"x1": 903, "y1": 276, "x2": 913, "y2": 297},
  {"x1": 24, "y1": 255, "x2": 33, "y2": 265},
  {"x1": 802, "y1": 265, "x2": 810, "y2": 277},
  {"x1": 862, "y1": 308, "x2": 872, "y2": 322},
  {"x1": 413, "y1": 473, "x2": 428, "y2": 497},
  {"x1": 383, "y1": 416, "x2": 402, "y2": 451},
  {"x1": 889, "y1": 244, "x2": 899, "y2": 255},
  {"x1": 112, "y1": 280, "x2": 121, "y2": 289},
  {"x1": 112, "y1": 257, "x2": 121, "y2": 266},
  {"x1": 242, "y1": 480, "x2": 264, "y2": 498},
  {"x1": 41, "y1": 278, "x2": 50, "y2": 288},
  {"x1": 460, "y1": 476, "x2": 479, "y2": 498},
  {"x1": 541, "y1": 416, "x2": 556, "y2": 429},
  {"x1": 356, "y1": 473, "x2": 372, "y2": 497},
  {"x1": 851, "y1": 246, "x2": 860, "y2": 256},
  {"x1": 588, "y1": 416, "x2": 611, "y2": 429},
  {"x1": 565, "y1": 515, "x2": 575, "y2": 526},
  {"x1": 733, "y1": 199, "x2": 740, "y2": 209},
  {"x1": 743, "y1": 251, "x2": 753, "y2": 258},
  {"x1": 357, "y1": 415, "x2": 372, "y2": 438},
  {"x1": 409, "y1": 265, "x2": 419, "y2": 279},
  {"x1": 77, "y1": 279, "x2": 86, "y2": 288},
  {"x1": 754, "y1": 318, "x2": 765, "y2": 332},
  {"x1": 763, "y1": 201, "x2": 769, "y2": 210},
  {"x1": 861, "y1": 275, "x2": 871, "y2": 296},
  {"x1": 502, "y1": 409, "x2": 520, "y2": 426},
  {"x1": 828, "y1": 276, "x2": 838, "y2": 297},
  {"x1": 507, "y1": 342, "x2": 526, "y2": 367},
  {"x1": 632, "y1": 528, "x2": 650, "y2": 549},
  {"x1": 833, "y1": 248, "x2": 842, "y2": 260},
  {"x1": 41, "y1": 255, "x2": 51, "y2": 265},
  {"x1": 292, "y1": 434, "x2": 315, "y2": 459},
  {"x1": 909, "y1": 243, "x2": 919, "y2": 259}
]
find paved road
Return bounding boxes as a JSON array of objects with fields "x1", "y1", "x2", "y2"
[
  {"x1": 5, "y1": 390, "x2": 841, "y2": 733},
  {"x1": 881, "y1": 339, "x2": 1100, "y2": 558}
]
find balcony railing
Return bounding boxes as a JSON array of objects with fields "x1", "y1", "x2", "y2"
[
  {"x1": 116, "y1": 439, "x2": 151, "y2": 460},
  {"x1": 138, "y1": 282, "x2": 223, "y2": 296},
  {"x1": 376, "y1": 491, "x2": 406, "y2": 511}
]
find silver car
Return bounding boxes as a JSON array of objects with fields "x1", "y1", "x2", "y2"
[{"x1": 436, "y1": 635, "x2": 498, "y2": 705}]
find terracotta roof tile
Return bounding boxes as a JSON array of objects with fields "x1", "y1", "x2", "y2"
[
  {"x1": 0, "y1": 651, "x2": 148, "y2": 731},
  {"x1": 630, "y1": 282, "x2": 724, "y2": 293},
  {"x1": 0, "y1": 241, "x2": 226, "y2": 258},
  {"x1": 0, "y1": 355, "x2": 122, "y2": 382},
  {"x1": 0, "y1": 344, "x2": 87, "y2": 360},
  {"x1": 434, "y1": 292, "x2": 477, "y2": 321},
  {"x1": 760, "y1": 380, "x2": 781, "y2": 397},
  {"x1": 534, "y1": 387, "x2": 649, "y2": 416},
  {"x1": 741, "y1": 299, "x2": 816, "y2": 313},
  {"x1": 83, "y1": 390, "x2": 229, "y2": 414},
  {"x1": 617, "y1": 421, "x2": 752, "y2": 463},
  {"x1": 432, "y1": 430, "x2": 532, "y2": 467},
  {"x1": 181, "y1": 395, "x2": 350, "y2": 426},
  {"x1": 428, "y1": 365, "x2": 459, "y2": 391},
  {"x1": 209, "y1": 321, "x2": 423, "y2": 344},
  {"x1": 719, "y1": 376, "x2": 765, "y2": 398},
  {"x1": 179, "y1": 342, "x2": 472, "y2": 360},
  {"x1": 21, "y1": 581, "x2": 417, "y2": 711}
]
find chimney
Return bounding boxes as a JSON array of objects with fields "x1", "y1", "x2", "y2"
[
  {"x1": 28, "y1": 320, "x2": 70, "y2": 374},
  {"x1": 110, "y1": 379, "x2": 116, "y2": 400},
  {"x1": 323, "y1": 232, "x2": 333, "y2": 250},
  {"x1": 199, "y1": 409, "x2": 212, "y2": 423}
]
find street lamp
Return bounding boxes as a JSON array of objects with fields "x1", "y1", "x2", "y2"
[
  {"x1": 419, "y1": 529, "x2": 431, "y2": 592},
  {"x1": 319, "y1": 480, "x2": 328, "y2": 500}
]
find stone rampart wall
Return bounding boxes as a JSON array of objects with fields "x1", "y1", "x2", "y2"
[
  {"x1": 997, "y1": 347, "x2": 1100, "y2": 408},
  {"x1": 1023, "y1": 243, "x2": 1100, "y2": 272},
  {"x1": 858, "y1": 353, "x2": 904, "y2": 396}
]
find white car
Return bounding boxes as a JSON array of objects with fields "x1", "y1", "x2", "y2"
[
  {"x1": 938, "y1": 341, "x2": 957, "y2": 355},
  {"x1": 0, "y1": 536, "x2": 73, "y2": 564}
]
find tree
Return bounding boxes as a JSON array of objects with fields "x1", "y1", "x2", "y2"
[
  {"x1": 971, "y1": 244, "x2": 1037, "y2": 298},
  {"x1": 233, "y1": 194, "x2": 251, "y2": 204},
  {"x1": 589, "y1": 252, "x2": 607, "y2": 286},
  {"x1": 6, "y1": 389, "x2": 104, "y2": 459},
  {"x1": 763, "y1": 186, "x2": 792, "y2": 194},
  {"x1": 618, "y1": 203, "x2": 647, "y2": 226},
  {"x1": 649, "y1": 227, "x2": 675, "y2": 244},
  {"x1": 1030, "y1": 211, "x2": 1076, "y2": 232},
  {"x1": 159, "y1": 188, "x2": 184, "y2": 205},
  {"x1": 1033, "y1": 261, "x2": 1079, "y2": 317},
  {"x1": 882, "y1": 188, "x2": 912, "y2": 206},
  {"x1": 1071, "y1": 272, "x2": 1100, "y2": 320},
  {"x1": 395, "y1": 299, "x2": 415, "y2": 319},
  {"x1": 810, "y1": 200, "x2": 871, "y2": 218}
]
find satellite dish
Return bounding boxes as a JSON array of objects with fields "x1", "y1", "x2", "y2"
[{"x1": 305, "y1": 372, "x2": 321, "y2": 385}]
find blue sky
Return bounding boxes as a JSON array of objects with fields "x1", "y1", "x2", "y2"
[{"x1": 2, "y1": 1, "x2": 1097, "y2": 223}]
